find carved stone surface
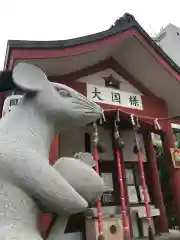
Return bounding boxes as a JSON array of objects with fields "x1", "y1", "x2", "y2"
[{"x1": 0, "y1": 63, "x2": 104, "y2": 239}]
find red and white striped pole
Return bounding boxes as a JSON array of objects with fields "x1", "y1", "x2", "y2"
[
  {"x1": 92, "y1": 122, "x2": 104, "y2": 240},
  {"x1": 130, "y1": 115, "x2": 155, "y2": 240},
  {"x1": 114, "y1": 118, "x2": 132, "y2": 240}
]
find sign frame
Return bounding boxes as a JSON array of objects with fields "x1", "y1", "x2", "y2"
[{"x1": 86, "y1": 84, "x2": 143, "y2": 110}]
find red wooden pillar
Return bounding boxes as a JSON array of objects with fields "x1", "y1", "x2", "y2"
[
  {"x1": 162, "y1": 121, "x2": 180, "y2": 228},
  {"x1": 39, "y1": 135, "x2": 59, "y2": 237},
  {"x1": 49, "y1": 135, "x2": 60, "y2": 165},
  {"x1": 143, "y1": 131, "x2": 168, "y2": 233}
]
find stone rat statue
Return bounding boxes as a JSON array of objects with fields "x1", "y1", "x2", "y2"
[{"x1": 0, "y1": 63, "x2": 104, "y2": 239}]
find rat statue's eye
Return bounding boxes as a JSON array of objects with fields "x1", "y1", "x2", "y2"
[{"x1": 57, "y1": 89, "x2": 72, "y2": 98}]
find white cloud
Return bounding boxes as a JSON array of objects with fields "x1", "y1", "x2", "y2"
[{"x1": 0, "y1": 0, "x2": 179, "y2": 68}]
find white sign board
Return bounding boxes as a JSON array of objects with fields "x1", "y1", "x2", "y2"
[
  {"x1": 101, "y1": 173, "x2": 114, "y2": 191},
  {"x1": 2, "y1": 94, "x2": 23, "y2": 117},
  {"x1": 139, "y1": 186, "x2": 150, "y2": 203},
  {"x1": 127, "y1": 186, "x2": 139, "y2": 204},
  {"x1": 86, "y1": 84, "x2": 143, "y2": 110},
  {"x1": 125, "y1": 169, "x2": 135, "y2": 185},
  {"x1": 171, "y1": 123, "x2": 180, "y2": 130}
]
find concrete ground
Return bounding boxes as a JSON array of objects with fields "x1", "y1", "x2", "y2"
[
  {"x1": 139, "y1": 230, "x2": 180, "y2": 240},
  {"x1": 155, "y1": 232, "x2": 180, "y2": 240}
]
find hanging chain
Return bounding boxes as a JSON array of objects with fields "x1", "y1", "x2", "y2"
[
  {"x1": 114, "y1": 116, "x2": 131, "y2": 239},
  {"x1": 93, "y1": 122, "x2": 98, "y2": 146},
  {"x1": 154, "y1": 118, "x2": 161, "y2": 130},
  {"x1": 92, "y1": 121, "x2": 103, "y2": 237},
  {"x1": 130, "y1": 114, "x2": 153, "y2": 228}
]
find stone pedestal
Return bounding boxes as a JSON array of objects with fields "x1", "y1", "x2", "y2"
[{"x1": 85, "y1": 215, "x2": 123, "y2": 240}]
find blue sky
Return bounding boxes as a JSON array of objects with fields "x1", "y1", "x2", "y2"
[{"x1": 0, "y1": 0, "x2": 178, "y2": 68}]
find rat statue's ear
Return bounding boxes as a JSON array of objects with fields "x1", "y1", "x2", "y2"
[{"x1": 12, "y1": 62, "x2": 48, "y2": 92}]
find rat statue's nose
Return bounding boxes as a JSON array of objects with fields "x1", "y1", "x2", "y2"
[
  {"x1": 95, "y1": 105, "x2": 105, "y2": 121},
  {"x1": 92, "y1": 102, "x2": 103, "y2": 115},
  {"x1": 93, "y1": 106, "x2": 103, "y2": 115},
  {"x1": 91, "y1": 104, "x2": 104, "y2": 122}
]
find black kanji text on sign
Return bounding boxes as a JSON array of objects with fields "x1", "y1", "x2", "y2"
[
  {"x1": 129, "y1": 96, "x2": 139, "y2": 107},
  {"x1": 9, "y1": 99, "x2": 19, "y2": 106},
  {"x1": 92, "y1": 87, "x2": 104, "y2": 101},
  {"x1": 111, "y1": 92, "x2": 121, "y2": 103}
]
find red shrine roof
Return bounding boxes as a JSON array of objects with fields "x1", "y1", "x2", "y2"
[
  {"x1": 2, "y1": 13, "x2": 180, "y2": 117},
  {"x1": 4, "y1": 13, "x2": 179, "y2": 73}
]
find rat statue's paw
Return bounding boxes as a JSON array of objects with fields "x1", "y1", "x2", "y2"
[
  {"x1": 47, "y1": 155, "x2": 104, "y2": 240},
  {"x1": 53, "y1": 157, "x2": 105, "y2": 204},
  {"x1": 74, "y1": 152, "x2": 95, "y2": 168}
]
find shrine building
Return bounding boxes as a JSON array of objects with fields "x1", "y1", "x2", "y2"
[{"x1": 1, "y1": 13, "x2": 180, "y2": 240}]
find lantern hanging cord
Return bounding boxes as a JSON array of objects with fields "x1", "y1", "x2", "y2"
[{"x1": 103, "y1": 108, "x2": 179, "y2": 121}]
